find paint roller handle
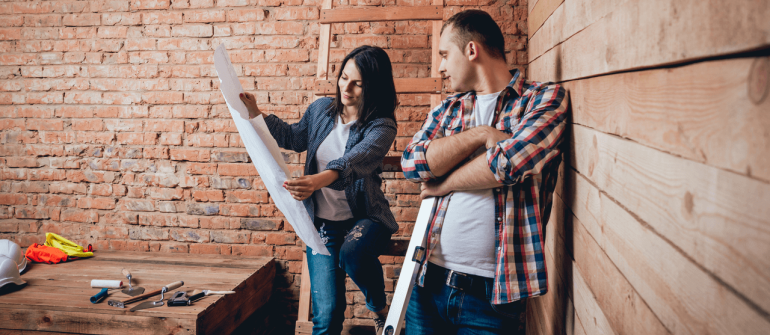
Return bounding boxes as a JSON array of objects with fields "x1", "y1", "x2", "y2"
[{"x1": 164, "y1": 281, "x2": 184, "y2": 292}]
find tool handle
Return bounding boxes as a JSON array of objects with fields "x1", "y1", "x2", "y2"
[
  {"x1": 90, "y1": 288, "x2": 109, "y2": 304},
  {"x1": 165, "y1": 281, "x2": 184, "y2": 291},
  {"x1": 189, "y1": 291, "x2": 206, "y2": 301},
  {"x1": 121, "y1": 269, "x2": 131, "y2": 278},
  {"x1": 207, "y1": 290, "x2": 236, "y2": 295}
]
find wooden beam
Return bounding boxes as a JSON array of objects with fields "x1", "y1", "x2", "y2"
[
  {"x1": 313, "y1": 78, "x2": 441, "y2": 95},
  {"x1": 528, "y1": 0, "x2": 563, "y2": 38},
  {"x1": 319, "y1": 6, "x2": 442, "y2": 24},
  {"x1": 528, "y1": 0, "x2": 770, "y2": 82},
  {"x1": 563, "y1": 57, "x2": 770, "y2": 183},
  {"x1": 430, "y1": 0, "x2": 443, "y2": 108},
  {"x1": 569, "y1": 124, "x2": 770, "y2": 317}
]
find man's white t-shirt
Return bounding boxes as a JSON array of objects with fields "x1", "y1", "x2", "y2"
[
  {"x1": 428, "y1": 91, "x2": 501, "y2": 278},
  {"x1": 313, "y1": 115, "x2": 355, "y2": 221}
]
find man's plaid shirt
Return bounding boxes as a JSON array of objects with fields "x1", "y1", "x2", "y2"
[{"x1": 401, "y1": 70, "x2": 568, "y2": 304}]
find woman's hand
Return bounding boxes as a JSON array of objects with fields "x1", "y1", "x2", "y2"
[
  {"x1": 283, "y1": 170, "x2": 340, "y2": 201},
  {"x1": 239, "y1": 92, "x2": 262, "y2": 119}
]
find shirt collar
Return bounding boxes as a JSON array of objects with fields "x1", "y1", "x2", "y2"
[{"x1": 459, "y1": 69, "x2": 524, "y2": 102}]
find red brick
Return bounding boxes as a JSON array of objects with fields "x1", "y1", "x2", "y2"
[
  {"x1": 5, "y1": 157, "x2": 39, "y2": 167},
  {"x1": 0, "y1": 28, "x2": 21, "y2": 40},
  {"x1": 117, "y1": 132, "x2": 157, "y2": 145},
  {"x1": 266, "y1": 232, "x2": 296, "y2": 245},
  {"x1": 28, "y1": 169, "x2": 67, "y2": 181},
  {"x1": 77, "y1": 197, "x2": 117, "y2": 210},
  {"x1": 170, "y1": 149, "x2": 210, "y2": 162},
  {"x1": 192, "y1": 190, "x2": 224, "y2": 202},
  {"x1": 190, "y1": 243, "x2": 231, "y2": 255},
  {"x1": 272, "y1": 7, "x2": 318, "y2": 20},
  {"x1": 61, "y1": 209, "x2": 98, "y2": 223},
  {"x1": 143, "y1": 147, "x2": 168, "y2": 159},
  {"x1": 170, "y1": 24, "x2": 213, "y2": 37},
  {"x1": 226, "y1": 9, "x2": 266, "y2": 22},
  {"x1": 12, "y1": 181, "x2": 49, "y2": 193},
  {"x1": 71, "y1": 119, "x2": 104, "y2": 131},
  {"x1": 220, "y1": 203, "x2": 259, "y2": 217},
  {"x1": 147, "y1": 187, "x2": 184, "y2": 200},
  {"x1": 0, "y1": 194, "x2": 26, "y2": 205},
  {"x1": 49, "y1": 182, "x2": 88, "y2": 194},
  {"x1": 159, "y1": 133, "x2": 183, "y2": 145},
  {"x1": 184, "y1": 10, "x2": 225, "y2": 23},
  {"x1": 231, "y1": 244, "x2": 273, "y2": 257},
  {"x1": 217, "y1": 163, "x2": 258, "y2": 176},
  {"x1": 199, "y1": 217, "x2": 232, "y2": 229},
  {"x1": 14, "y1": 207, "x2": 49, "y2": 219},
  {"x1": 225, "y1": 190, "x2": 267, "y2": 203},
  {"x1": 27, "y1": 119, "x2": 63, "y2": 131},
  {"x1": 130, "y1": 0, "x2": 170, "y2": 10}
]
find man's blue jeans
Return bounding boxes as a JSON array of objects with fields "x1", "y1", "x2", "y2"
[
  {"x1": 406, "y1": 262, "x2": 527, "y2": 335},
  {"x1": 306, "y1": 217, "x2": 392, "y2": 335}
]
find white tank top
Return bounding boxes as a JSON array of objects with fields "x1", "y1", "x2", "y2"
[{"x1": 313, "y1": 115, "x2": 355, "y2": 221}]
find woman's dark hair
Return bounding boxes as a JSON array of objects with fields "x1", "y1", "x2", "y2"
[{"x1": 329, "y1": 45, "x2": 398, "y2": 127}]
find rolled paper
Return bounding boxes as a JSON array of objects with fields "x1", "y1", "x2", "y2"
[
  {"x1": 90, "y1": 288, "x2": 109, "y2": 304},
  {"x1": 90, "y1": 280, "x2": 123, "y2": 288}
]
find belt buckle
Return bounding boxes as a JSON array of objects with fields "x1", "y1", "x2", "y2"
[{"x1": 446, "y1": 269, "x2": 468, "y2": 290}]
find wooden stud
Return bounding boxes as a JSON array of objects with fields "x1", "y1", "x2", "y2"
[
  {"x1": 430, "y1": 0, "x2": 443, "y2": 108},
  {"x1": 319, "y1": 6, "x2": 442, "y2": 24}
]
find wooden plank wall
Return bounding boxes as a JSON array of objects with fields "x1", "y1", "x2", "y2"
[{"x1": 525, "y1": 0, "x2": 770, "y2": 334}]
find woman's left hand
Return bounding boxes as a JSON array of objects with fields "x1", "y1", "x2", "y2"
[{"x1": 283, "y1": 175, "x2": 319, "y2": 201}]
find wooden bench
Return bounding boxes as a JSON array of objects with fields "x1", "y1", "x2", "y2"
[{"x1": 0, "y1": 251, "x2": 274, "y2": 335}]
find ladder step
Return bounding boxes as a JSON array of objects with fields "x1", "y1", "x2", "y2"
[
  {"x1": 320, "y1": 6, "x2": 443, "y2": 23},
  {"x1": 314, "y1": 78, "x2": 441, "y2": 95}
]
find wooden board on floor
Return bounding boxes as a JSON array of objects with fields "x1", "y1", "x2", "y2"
[
  {"x1": 0, "y1": 251, "x2": 274, "y2": 335},
  {"x1": 528, "y1": 0, "x2": 770, "y2": 82},
  {"x1": 320, "y1": 6, "x2": 442, "y2": 24},
  {"x1": 564, "y1": 57, "x2": 770, "y2": 182},
  {"x1": 296, "y1": 319, "x2": 405, "y2": 335}
]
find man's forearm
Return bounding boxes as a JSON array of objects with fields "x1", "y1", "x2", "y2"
[
  {"x1": 442, "y1": 153, "x2": 501, "y2": 192},
  {"x1": 426, "y1": 127, "x2": 487, "y2": 177}
]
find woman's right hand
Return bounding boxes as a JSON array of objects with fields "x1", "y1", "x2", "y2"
[{"x1": 239, "y1": 92, "x2": 262, "y2": 119}]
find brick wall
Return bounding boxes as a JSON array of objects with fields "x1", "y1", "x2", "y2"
[{"x1": 0, "y1": 0, "x2": 527, "y2": 330}]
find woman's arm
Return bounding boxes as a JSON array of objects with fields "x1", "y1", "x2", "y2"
[{"x1": 239, "y1": 92, "x2": 314, "y2": 153}]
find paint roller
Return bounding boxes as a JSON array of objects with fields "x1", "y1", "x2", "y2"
[{"x1": 90, "y1": 280, "x2": 123, "y2": 304}]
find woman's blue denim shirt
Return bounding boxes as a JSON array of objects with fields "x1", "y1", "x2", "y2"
[{"x1": 263, "y1": 97, "x2": 399, "y2": 233}]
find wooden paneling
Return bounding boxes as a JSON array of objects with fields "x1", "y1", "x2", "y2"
[
  {"x1": 564, "y1": 57, "x2": 770, "y2": 182},
  {"x1": 569, "y1": 124, "x2": 770, "y2": 318},
  {"x1": 314, "y1": 78, "x2": 441, "y2": 95},
  {"x1": 319, "y1": 6, "x2": 442, "y2": 24},
  {"x1": 528, "y1": 0, "x2": 563, "y2": 38},
  {"x1": 529, "y1": 0, "x2": 770, "y2": 82}
]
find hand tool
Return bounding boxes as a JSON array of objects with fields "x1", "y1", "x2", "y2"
[
  {"x1": 121, "y1": 269, "x2": 144, "y2": 296},
  {"x1": 108, "y1": 281, "x2": 183, "y2": 308},
  {"x1": 167, "y1": 289, "x2": 236, "y2": 306},
  {"x1": 90, "y1": 288, "x2": 109, "y2": 303},
  {"x1": 91, "y1": 280, "x2": 122, "y2": 288},
  {"x1": 129, "y1": 281, "x2": 184, "y2": 312}
]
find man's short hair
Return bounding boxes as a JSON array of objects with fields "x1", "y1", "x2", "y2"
[{"x1": 441, "y1": 10, "x2": 506, "y2": 61}]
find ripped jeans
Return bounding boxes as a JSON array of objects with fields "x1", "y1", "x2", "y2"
[{"x1": 306, "y1": 217, "x2": 392, "y2": 335}]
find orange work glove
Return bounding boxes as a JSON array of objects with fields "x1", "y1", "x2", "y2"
[{"x1": 25, "y1": 243, "x2": 69, "y2": 264}]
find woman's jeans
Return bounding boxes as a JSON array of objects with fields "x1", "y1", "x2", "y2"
[{"x1": 306, "y1": 217, "x2": 392, "y2": 335}]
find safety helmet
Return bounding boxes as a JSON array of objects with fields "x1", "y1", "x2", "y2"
[
  {"x1": 0, "y1": 240, "x2": 26, "y2": 273},
  {"x1": 0, "y1": 255, "x2": 26, "y2": 289}
]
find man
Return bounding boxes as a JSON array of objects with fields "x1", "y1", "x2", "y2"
[{"x1": 400, "y1": 10, "x2": 568, "y2": 334}]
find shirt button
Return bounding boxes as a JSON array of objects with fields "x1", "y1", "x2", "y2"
[
  {"x1": 431, "y1": 232, "x2": 436, "y2": 238},
  {"x1": 497, "y1": 217, "x2": 503, "y2": 222}
]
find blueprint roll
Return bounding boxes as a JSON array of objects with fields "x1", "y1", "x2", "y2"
[{"x1": 91, "y1": 280, "x2": 122, "y2": 288}]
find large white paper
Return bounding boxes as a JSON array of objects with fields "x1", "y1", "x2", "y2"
[{"x1": 214, "y1": 44, "x2": 330, "y2": 256}]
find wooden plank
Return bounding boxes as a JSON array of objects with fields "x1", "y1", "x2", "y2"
[
  {"x1": 528, "y1": 0, "x2": 563, "y2": 38},
  {"x1": 319, "y1": 6, "x2": 442, "y2": 24},
  {"x1": 564, "y1": 57, "x2": 770, "y2": 183},
  {"x1": 313, "y1": 78, "x2": 441, "y2": 95},
  {"x1": 297, "y1": 253, "x2": 312, "y2": 324},
  {"x1": 529, "y1": 0, "x2": 770, "y2": 82},
  {"x1": 529, "y1": 0, "x2": 625, "y2": 61},
  {"x1": 569, "y1": 124, "x2": 770, "y2": 319},
  {"x1": 296, "y1": 319, "x2": 397, "y2": 335},
  {"x1": 571, "y1": 263, "x2": 615, "y2": 335},
  {"x1": 430, "y1": 0, "x2": 443, "y2": 108},
  {"x1": 0, "y1": 308, "x2": 197, "y2": 335}
]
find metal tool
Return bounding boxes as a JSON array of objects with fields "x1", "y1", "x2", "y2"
[
  {"x1": 108, "y1": 281, "x2": 184, "y2": 308},
  {"x1": 168, "y1": 289, "x2": 236, "y2": 307},
  {"x1": 121, "y1": 269, "x2": 144, "y2": 296},
  {"x1": 129, "y1": 281, "x2": 184, "y2": 312}
]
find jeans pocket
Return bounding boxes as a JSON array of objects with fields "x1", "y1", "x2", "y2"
[{"x1": 490, "y1": 300, "x2": 527, "y2": 319}]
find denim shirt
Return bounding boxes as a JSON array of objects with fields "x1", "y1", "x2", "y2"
[{"x1": 263, "y1": 97, "x2": 399, "y2": 233}]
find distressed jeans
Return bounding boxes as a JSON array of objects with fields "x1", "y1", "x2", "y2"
[
  {"x1": 306, "y1": 217, "x2": 392, "y2": 335},
  {"x1": 405, "y1": 262, "x2": 527, "y2": 335}
]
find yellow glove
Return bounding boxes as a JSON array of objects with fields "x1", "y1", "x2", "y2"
[{"x1": 44, "y1": 233, "x2": 94, "y2": 258}]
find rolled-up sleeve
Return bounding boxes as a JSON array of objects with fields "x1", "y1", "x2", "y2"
[
  {"x1": 325, "y1": 118, "x2": 397, "y2": 191},
  {"x1": 487, "y1": 84, "x2": 568, "y2": 185},
  {"x1": 262, "y1": 98, "x2": 330, "y2": 153},
  {"x1": 400, "y1": 101, "x2": 451, "y2": 182}
]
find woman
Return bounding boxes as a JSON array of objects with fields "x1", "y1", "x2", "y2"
[{"x1": 239, "y1": 45, "x2": 398, "y2": 335}]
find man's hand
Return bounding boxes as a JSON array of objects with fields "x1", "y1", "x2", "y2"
[
  {"x1": 420, "y1": 179, "x2": 451, "y2": 199},
  {"x1": 239, "y1": 92, "x2": 262, "y2": 119},
  {"x1": 479, "y1": 125, "x2": 511, "y2": 149}
]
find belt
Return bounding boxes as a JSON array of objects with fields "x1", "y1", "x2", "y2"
[{"x1": 427, "y1": 262, "x2": 489, "y2": 292}]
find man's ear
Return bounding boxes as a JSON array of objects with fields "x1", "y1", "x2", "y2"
[{"x1": 466, "y1": 41, "x2": 479, "y2": 61}]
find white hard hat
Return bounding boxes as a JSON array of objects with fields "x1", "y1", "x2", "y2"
[
  {"x1": 0, "y1": 255, "x2": 26, "y2": 289},
  {"x1": 0, "y1": 240, "x2": 26, "y2": 273}
]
